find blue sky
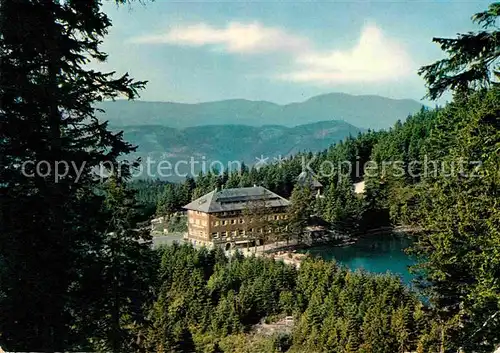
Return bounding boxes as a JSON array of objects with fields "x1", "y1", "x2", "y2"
[{"x1": 97, "y1": 0, "x2": 492, "y2": 105}]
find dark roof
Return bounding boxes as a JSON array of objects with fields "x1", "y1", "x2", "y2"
[
  {"x1": 297, "y1": 171, "x2": 322, "y2": 188},
  {"x1": 183, "y1": 186, "x2": 290, "y2": 213}
]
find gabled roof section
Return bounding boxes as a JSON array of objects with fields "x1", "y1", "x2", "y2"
[
  {"x1": 183, "y1": 186, "x2": 290, "y2": 213},
  {"x1": 183, "y1": 189, "x2": 217, "y2": 213}
]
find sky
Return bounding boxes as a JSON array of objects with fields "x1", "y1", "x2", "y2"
[{"x1": 96, "y1": 0, "x2": 492, "y2": 105}]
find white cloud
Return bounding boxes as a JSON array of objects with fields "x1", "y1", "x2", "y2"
[
  {"x1": 130, "y1": 22, "x2": 310, "y2": 54},
  {"x1": 280, "y1": 24, "x2": 414, "y2": 84},
  {"x1": 130, "y1": 22, "x2": 413, "y2": 84}
]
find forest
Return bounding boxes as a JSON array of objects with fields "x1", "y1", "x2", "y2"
[
  {"x1": 140, "y1": 244, "x2": 438, "y2": 353},
  {"x1": 0, "y1": 1, "x2": 499, "y2": 352}
]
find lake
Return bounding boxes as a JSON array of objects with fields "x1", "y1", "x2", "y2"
[{"x1": 300, "y1": 234, "x2": 417, "y2": 286}]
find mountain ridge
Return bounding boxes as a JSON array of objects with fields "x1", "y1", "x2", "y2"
[{"x1": 97, "y1": 92, "x2": 424, "y2": 130}]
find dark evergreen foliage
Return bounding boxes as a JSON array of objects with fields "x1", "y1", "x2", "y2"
[
  {"x1": 419, "y1": 2, "x2": 500, "y2": 99},
  {"x1": 142, "y1": 244, "x2": 436, "y2": 353},
  {"x1": 0, "y1": 0, "x2": 154, "y2": 351}
]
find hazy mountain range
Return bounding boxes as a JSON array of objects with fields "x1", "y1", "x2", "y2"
[
  {"x1": 98, "y1": 93, "x2": 424, "y2": 131},
  {"x1": 119, "y1": 120, "x2": 361, "y2": 179},
  {"x1": 101, "y1": 92, "x2": 424, "y2": 179}
]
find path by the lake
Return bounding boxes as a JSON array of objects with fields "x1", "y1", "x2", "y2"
[{"x1": 151, "y1": 232, "x2": 417, "y2": 284}]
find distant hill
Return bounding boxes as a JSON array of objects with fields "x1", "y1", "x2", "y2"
[
  {"x1": 118, "y1": 120, "x2": 361, "y2": 180},
  {"x1": 97, "y1": 93, "x2": 424, "y2": 131}
]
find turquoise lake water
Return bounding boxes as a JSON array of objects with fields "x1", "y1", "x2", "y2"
[{"x1": 300, "y1": 234, "x2": 417, "y2": 286}]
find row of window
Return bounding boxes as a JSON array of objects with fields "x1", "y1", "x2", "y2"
[
  {"x1": 210, "y1": 226, "x2": 288, "y2": 239},
  {"x1": 193, "y1": 230, "x2": 206, "y2": 237},
  {"x1": 193, "y1": 210, "x2": 241, "y2": 217},
  {"x1": 189, "y1": 218, "x2": 207, "y2": 226},
  {"x1": 215, "y1": 209, "x2": 283, "y2": 217},
  {"x1": 212, "y1": 214, "x2": 287, "y2": 226},
  {"x1": 192, "y1": 209, "x2": 285, "y2": 217},
  {"x1": 219, "y1": 211, "x2": 239, "y2": 216}
]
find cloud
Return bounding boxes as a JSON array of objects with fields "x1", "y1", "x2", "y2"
[
  {"x1": 130, "y1": 22, "x2": 310, "y2": 54},
  {"x1": 130, "y1": 22, "x2": 413, "y2": 84},
  {"x1": 279, "y1": 24, "x2": 414, "y2": 84}
]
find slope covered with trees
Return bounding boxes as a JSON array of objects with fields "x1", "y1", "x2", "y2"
[{"x1": 140, "y1": 244, "x2": 440, "y2": 353}]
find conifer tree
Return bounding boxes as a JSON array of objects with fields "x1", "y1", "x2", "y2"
[
  {"x1": 419, "y1": 2, "x2": 500, "y2": 99},
  {"x1": 156, "y1": 183, "x2": 178, "y2": 217},
  {"x1": 80, "y1": 176, "x2": 156, "y2": 352},
  {"x1": 286, "y1": 184, "x2": 315, "y2": 244},
  {"x1": 413, "y1": 4, "x2": 500, "y2": 351},
  {"x1": 242, "y1": 191, "x2": 272, "y2": 250},
  {"x1": 0, "y1": 0, "x2": 149, "y2": 350}
]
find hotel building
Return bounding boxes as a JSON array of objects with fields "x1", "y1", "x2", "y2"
[{"x1": 183, "y1": 186, "x2": 290, "y2": 250}]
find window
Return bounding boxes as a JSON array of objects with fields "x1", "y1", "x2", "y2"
[
  {"x1": 213, "y1": 220, "x2": 219, "y2": 226},
  {"x1": 231, "y1": 230, "x2": 237, "y2": 237},
  {"x1": 221, "y1": 231, "x2": 227, "y2": 237},
  {"x1": 231, "y1": 219, "x2": 236, "y2": 225},
  {"x1": 222, "y1": 220, "x2": 227, "y2": 225},
  {"x1": 249, "y1": 228, "x2": 254, "y2": 233},
  {"x1": 212, "y1": 232, "x2": 219, "y2": 239},
  {"x1": 239, "y1": 218, "x2": 244, "y2": 224},
  {"x1": 274, "y1": 215, "x2": 279, "y2": 220}
]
